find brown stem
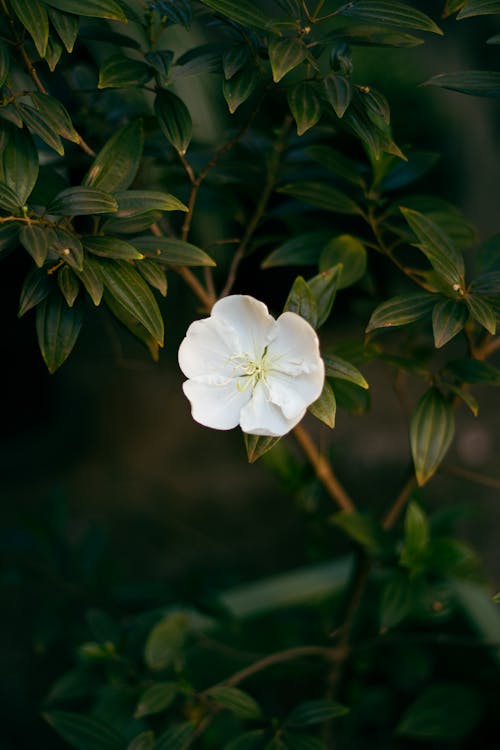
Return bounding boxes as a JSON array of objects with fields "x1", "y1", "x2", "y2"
[
  {"x1": 381, "y1": 473, "x2": 417, "y2": 531},
  {"x1": 440, "y1": 464, "x2": 500, "y2": 491},
  {"x1": 292, "y1": 424, "x2": 356, "y2": 513}
]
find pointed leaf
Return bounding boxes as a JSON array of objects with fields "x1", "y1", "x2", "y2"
[
  {"x1": 396, "y1": 683, "x2": 483, "y2": 740},
  {"x1": 269, "y1": 37, "x2": 307, "y2": 82},
  {"x1": 278, "y1": 181, "x2": 361, "y2": 215},
  {"x1": 144, "y1": 612, "x2": 188, "y2": 671},
  {"x1": 323, "y1": 73, "x2": 352, "y2": 118},
  {"x1": 262, "y1": 230, "x2": 331, "y2": 268},
  {"x1": 135, "y1": 682, "x2": 179, "y2": 718},
  {"x1": 83, "y1": 120, "x2": 143, "y2": 192},
  {"x1": 366, "y1": 293, "x2": 435, "y2": 332},
  {"x1": 2, "y1": 127, "x2": 39, "y2": 205},
  {"x1": 286, "y1": 699, "x2": 349, "y2": 727},
  {"x1": 223, "y1": 45, "x2": 250, "y2": 79},
  {"x1": 48, "y1": 187, "x2": 118, "y2": 215},
  {"x1": 43, "y1": 710, "x2": 123, "y2": 750},
  {"x1": 466, "y1": 294, "x2": 497, "y2": 334},
  {"x1": 127, "y1": 732, "x2": 155, "y2": 750},
  {"x1": 244, "y1": 433, "x2": 281, "y2": 463},
  {"x1": 44, "y1": 36, "x2": 63, "y2": 71},
  {"x1": 324, "y1": 354, "x2": 368, "y2": 389},
  {"x1": 287, "y1": 81, "x2": 322, "y2": 135},
  {"x1": 432, "y1": 299, "x2": 468, "y2": 347},
  {"x1": 200, "y1": 0, "x2": 278, "y2": 31},
  {"x1": 446, "y1": 357, "x2": 500, "y2": 385},
  {"x1": 400, "y1": 501, "x2": 429, "y2": 571},
  {"x1": 99, "y1": 55, "x2": 152, "y2": 89},
  {"x1": 284, "y1": 276, "x2": 318, "y2": 328},
  {"x1": 10, "y1": 0, "x2": 48, "y2": 57},
  {"x1": 425, "y1": 71, "x2": 500, "y2": 97},
  {"x1": 84, "y1": 235, "x2": 144, "y2": 260},
  {"x1": 104, "y1": 289, "x2": 159, "y2": 359},
  {"x1": 155, "y1": 90, "x2": 192, "y2": 155},
  {"x1": 136, "y1": 259, "x2": 167, "y2": 297},
  {"x1": 156, "y1": 723, "x2": 196, "y2": 750},
  {"x1": 36, "y1": 295, "x2": 83, "y2": 373},
  {"x1": 319, "y1": 235, "x2": 366, "y2": 289},
  {"x1": 306, "y1": 145, "x2": 365, "y2": 186},
  {"x1": 380, "y1": 574, "x2": 415, "y2": 630},
  {"x1": 17, "y1": 103, "x2": 64, "y2": 155},
  {"x1": 222, "y1": 730, "x2": 266, "y2": 750},
  {"x1": 131, "y1": 236, "x2": 215, "y2": 266},
  {"x1": 57, "y1": 265, "x2": 79, "y2": 307},
  {"x1": 457, "y1": 0, "x2": 500, "y2": 18},
  {"x1": 308, "y1": 379, "x2": 336, "y2": 428},
  {"x1": 410, "y1": 388, "x2": 455, "y2": 486},
  {"x1": 0, "y1": 181, "x2": 22, "y2": 213},
  {"x1": 50, "y1": 228, "x2": 84, "y2": 270},
  {"x1": 206, "y1": 686, "x2": 262, "y2": 720},
  {"x1": 114, "y1": 190, "x2": 188, "y2": 216},
  {"x1": 18, "y1": 266, "x2": 52, "y2": 316},
  {"x1": 338, "y1": 1, "x2": 443, "y2": 35},
  {"x1": 44, "y1": 0, "x2": 127, "y2": 22},
  {"x1": 30, "y1": 92, "x2": 79, "y2": 143},
  {"x1": 223, "y1": 65, "x2": 260, "y2": 114},
  {"x1": 74, "y1": 257, "x2": 103, "y2": 306},
  {"x1": 308, "y1": 264, "x2": 342, "y2": 327},
  {"x1": 48, "y1": 7, "x2": 79, "y2": 52}
]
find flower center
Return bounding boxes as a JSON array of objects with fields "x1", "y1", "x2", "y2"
[{"x1": 229, "y1": 349, "x2": 269, "y2": 392}]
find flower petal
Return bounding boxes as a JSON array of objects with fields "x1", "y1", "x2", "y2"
[
  {"x1": 240, "y1": 380, "x2": 301, "y2": 437},
  {"x1": 182, "y1": 379, "x2": 251, "y2": 430},
  {"x1": 267, "y1": 311, "x2": 324, "y2": 376},
  {"x1": 266, "y1": 370, "x2": 324, "y2": 420},
  {"x1": 212, "y1": 295, "x2": 275, "y2": 359},
  {"x1": 178, "y1": 316, "x2": 235, "y2": 382}
]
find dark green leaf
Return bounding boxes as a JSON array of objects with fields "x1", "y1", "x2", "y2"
[
  {"x1": 131, "y1": 236, "x2": 215, "y2": 266},
  {"x1": 144, "y1": 612, "x2": 188, "y2": 671},
  {"x1": 223, "y1": 65, "x2": 260, "y2": 114},
  {"x1": 18, "y1": 266, "x2": 52, "y2": 316},
  {"x1": 443, "y1": 0, "x2": 465, "y2": 16},
  {"x1": 280, "y1": 734, "x2": 327, "y2": 750},
  {"x1": 30, "y1": 93, "x2": 79, "y2": 143},
  {"x1": 308, "y1": 264, "x2": 342, "y2": 327},
  {"x1": 466, "y1": 294, "x2": 496, "y2": 334},
  {"x1": 446, "y1": 357, "x2": 500, "y2": 385},
  {"x1": 36, "y1": 294, "x2": 83, "y2": 373},
  {"x1": 0, "y1": 181, "x2": 21, "y2": 213},
  {"x1": 400, "y1": 207, "x2": 465, "y2": 287},
  {"x1": 57, "y1": 265, "x2": 79, "y2": 307},
  {"x1": 135, "y1": 682, "x2": 179, "y2": 718},
  {"x1": 44, "y1": 0, "x2": 127, "y2": 22},
  {"x1": 338, "y1": 1, "x2": 443, "y2": 35},
  {"x1": 0, "y1": 222, "x2": 19, "y2": 257},
  {"x1": 200, "y1": 0, "x2": 277, "y2": 31},
  {"x1": 397, "y1": 683, "x2": 483, "y2": 740},
  {"x1": 99, "y1": 55, "x2": 152, "y2": 89},
  {"x1": 114, "y1": 190, "x2": 188, "y2": 216},
  {"x1": 156, "y1": 723, "x2": 195, "y2": 750},
  {"x1": 0, "y1": 42, "x2": 10, "y2": 88},
  {"x1": 319, "y1": 235, "x2": 366, "y2": 289},
  {"x1": 48, "y1": 7, "x2": 79, "y2": 52},
  {"x1": 74, "y1": 256, "x2": 103, "y2": 306},
  {"x1": 171, "y1": 44, "x2": 221, "y2": 79},
  {"x1": 331, "y1": 511, "x2": 383, "y2": 554},
  {"x1": 425, "y1": 70, "x2": 500, "y2": 97},
  {"x1": 323, "y1": 72, "x2": 352, "y2": 118},
  {"x1": 223, "y1": 45, "x2": 250, "y2": 79},
  {"x1": 49, "y1": 227, "x2": 84, "y2": 270},
  {"x1": 244, "y1": 433, "x2": 281, "y2": 463},
  {"x1": 207, "y1": 686, "x2": 262, "y2": 719},
  {"x1": 306, "y1": 145, "x2": 365, "y2": 186},
  {"x1": 222, "y1": 730, "x2": 266, "y2": 750},
  {"x1": 380, "y1": 574, "x2": 415, "y2": 630},
  {"x1": 100, "y1": 260, "x2": 164, "y2": 344},
  {"x1": 43, "y1": 711, "x2": 123, "y2": 750},
  {"x1": 410, "y1": 388, "x2": 455, "y2": 486},
  {"x1": 287, "y1": 81, "x2": 322, "y2": 136},
  {"x1": 127, "y1": 732, "x2": 155, "y2": 750},
  {"x1": 362, "y1": 87, "x2": 390, "y2": 124},
  {"x1": 83, "y1": 120, "x2": 143, "y2": 192},
  {"x1": 308, "y1": 379, "x2": 336, "y2": 428},
  {"x1": 44, "y1": 36, "x2": 63, "y2": 71},
  {"x1": 10, "y1": 0, "x2": 48, "y2": 57},
  {"x1": 102, "y1": 211, "x2": 163, "y2": 234},
  {"x1": 155, "y1": 90, "x2": 192, "y2": 155},
  {"x1": 136, "y1": 259, "x2": 167, "y2": 297},
  {"x1": 17, "y1": 103, "x2": 64, "y2": 155},
  {"x1": 48, "y1": 187, "x2": 118, "y2": 215},
  {"x1": 366, "y1": 293, "x2": 435, "y2": 332},
  {"x1": 334, "y1": 379, "x2": 370, "y2": 413},
  {"x1": 262, "y1": 231, "x2": 331, "y2": 268},
  {"x1": 269, "y1": 37, "x2": 307, "y2": 83},
  {"x1": 2, "y1": 127, "x2": 38, "y2": 205},
  {"x1": 380, "y1": 151, "x2": 439, "y2": 191},
  {"x1": 457, "y1": 0, "x2": 500, "y2": 18},
  {"x1": 286, "y1": 699, "x2": 349, "y2": 727},
  {"x1": 146, "y1": 50, "x2": 174, "y2": 86},
  {"x1": 278, "y1": 182, "x2": 361, "y2": 215},
  {"x1": 84, "y1": 235, "x2": 144, "y2": 260},
  {"x1": 284, "y1": 276, "x2": 318, "y2": 327},
  {"x1": 400, "y1": 502, "x2": 430, "y2": 570},
  {"x1": 432, "y1": 299, "x2": 468, "y2": 348},
  {"x1": 471, "y1": 271, "x2": 500, "y2": 294},
  {"x1": 104, "y1": 289, "x2": 159, "y2": 359},
  {"x1": 324, "y1": 354, "x2": 368, "y2": 389}
]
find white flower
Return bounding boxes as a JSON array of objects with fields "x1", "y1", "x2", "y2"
[{"x1": 178, "y1": 295, "x2": 325, "y2": 437}]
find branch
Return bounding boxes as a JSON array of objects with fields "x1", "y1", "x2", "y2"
[
  {"x1": 440, "y1": 463, "x2": 500, "y2": 491},
  {"x1": 381, "y1": 472, "x2": 417, "y2": 531}
]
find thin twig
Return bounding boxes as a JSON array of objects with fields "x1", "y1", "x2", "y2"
[
  {"x1": 382, "y1": 472, "x2": 417, "y2": 531},
  {"x1": 292, "y1": 423, "x2": 356, "y2": 513},
  {"x1": 440, "y1": 464, "x2": 500, "y2": 491}
]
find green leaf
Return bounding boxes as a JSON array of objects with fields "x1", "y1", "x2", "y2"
[
  {"x1": 156, "y1": 723, "x2": 195, "y2": 750},
  {"x1": 18, "y1": 266, "x2": 52, "y2": 316},
  {"x1": 443, "y1": 0, "x2": 465, "y2": 16},
  {"x1": 400, "y1": 502, "x2": 429, "y2": 571},
  {"x1": 334, "y1": 379, "x2": 370, "y2": 414},
  {"x1": 0, "y1": 222, "x2": 19, "y2": 258},
  {"x1": 380, "y1": 151, "x2": 440, "y2": 192},
  {"x1": 114, "y1": 190, "x2": 188, "y2": 216},
  {"x1": 366, "y1": 293, "x2": 435, "y2": 332},
  {"x1": 57, "y1": 265, "x2": 80, "y2": 307},
  {"x1": 83, "y1": 120, "x2": 143, "y2": 192},
  {"x1": 324, "y1": 354, "x2": 368, "y2": 389},
  {"x1": 244, "y1": 433, "x2": 281, "y2": 463},
  {"x1": 100, "y1": 260, "x2": 164, "y2": 344},
  {"x1": 308, "y1": 379, "x2": 336, "y2": 428},
  {"x1": 471, "y1": 271, "x2": 500, "y2": 294},
  {"x1": 331, "y1": 511, "x2": 383, "y2": 554},
  {"x1": 43, "y1": 711, "x2": 124, "y2": 750},
  {"x1": 410, "y1": 388, "x2": 455, "y2": 486},
  {"x1": 425, "y1": 70, "x2": 500, "y2": 97},
  {"x1": 84, "y1": 235, "x2": 144, "y2": 260},
  {"x1": 262, "y1": 231, "x2": 331, "y2": 268},
  {"x1": 103, "y1": 211, "x2": 163, "y2": 234},
  {"x1": 308, "y1": 264, "x2": 342, "y2": 327},
  {"x1": 104, "y1": 289, "x2": 159, "y2": 359},
  {"x1": 30, "y1": 93, "x2": 79, "y2": 143},
  {"x1": 0, "y1": 181, "x2": 22, "y2": 213},
  {"x1": 223, "y1": 65, "x2": 260, "y2": 114},
  {"x1": 286, "y1": 699, "x2": 349, "y2": 727},
  {"x1": 50, "y1": 227, "x2": 84, "y2": 270},
  {"x1": 155, "y1": 90, "x2": 192, "y2": 155},
  {"x1": 10, "y1": 0, "x2": 48, "y2": 57},
  {"x1": 432, "y1": 299, "x2": 468, "y2": 348},
  {"x1": 44, "y1": 32, "x2": 63, "y2": 72},
  {"x1": 131, "y1": 236, "x2": 215, "y2": 266},
  {"x1": 400, "y1": 207, "x2": 464, "y2": 288},
  {"x1": 127, "y1": 732, "x2": 155, "y2": 750},
  {"x1": 144, "y1": 612, "x2": 188, "y2": 671},
  {"x1": 2, "y1": 127, "x2": 39, "y2": 205},
  {"x1": 446, "y1": 357, "x2": 500, "y2": 385},
  {"x1": 48, "y1": 187, "x2": 118, "y2": 215},
  {"x1": 223, "y1": 46, "x2": 250, "y2": 80},
  {"x1": 287, "y1": 81, "x2": 322, "y2": 136},
  {"x1": 36, "y1": 294, "x2": 83, "y2": 373},
  {"x1": 74, "y1": 257, "x2": 103, "y2": 306},
  {"x1": 48, "y1": 7, "x2": 79, "y2": 52},
  {"x1": 136, "y1": 259, "x2": 167, "y2": 297},
  {"x1": 457, "y1": 0, "x2": 500, "y2": 18},
  {"x1": 44, "y1": 0, "x2": 127, "y2": 22},
  {"x1": 0, "y1": 42, "x2": 10, "y2": 88},
  {"x1": 135, "y1": 682, "x2": 179, "y2": 718},
  {"x1": 396, "y1": 682, "x2": 483, "y2": 740},
  {"x1": 338, "y1": 1, "x2": 443, "y2": 35},
  {"x1": 206, "y1": 686, "x2": 262, "y2": 720},
  {"x1": 319, "y1": 235, "x2": 366, "y2": 289},
  {"x1": 379, "y1": 574, "x2": 415, "y2": 630},
  {"x1": 278, "y1": 182, "x2": 361, "y2": 215},
  {"x1": 284, "y1": 276, "x2": 318, "y2": 328},
  {"x1": 99, "y1": 55, "x2": 151, "y2": 89},
  {"x1": 280, "y1": 734, "x2": 327, "y2": 750},
  {"x1": 362, "y1": 87, "x2": 390, "y2": 124},
  {"x1": 466, "y1": 294, "x2": 497, "y2": 334},
  {"x1": 200, "y1": 0, "x2": 277, "y2": 31},
  {"x1": 269, "y1": 37, "x2": 307, "y2": 83},
  {"x1": 323, "y1": 73, "x2": 352, "y2": 118},
  {"x1": 17, "y1": 103, "x2": 64, "y2": 155},
  {"x1": 222, "y1": 730, "x2": 266, "y2": 750}
]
